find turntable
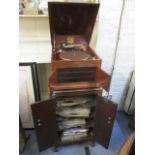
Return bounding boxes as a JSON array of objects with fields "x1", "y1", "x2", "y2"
[
  {"x1": 56, "y1": 38, "x2": 92, "y2": 61},
  {"x1": 59, "y1": 49, "x2": 92, "y2": 61},
  {"x1": 48, "y1": 2, "x2": 102, "y2": 71}
]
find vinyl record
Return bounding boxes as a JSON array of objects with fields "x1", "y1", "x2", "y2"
[{"x1": 59, "y1": 50, "x2": 92, "y2": 61}]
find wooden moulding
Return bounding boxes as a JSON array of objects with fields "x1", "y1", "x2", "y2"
[
  {"x1": 48, "y1": 67, "x2": 111, "y2": 92},
  {"x1": 48, "y1": 3, "x2": 99, "y2": 45},
  {"x1": 51, "y1": 45, "x2": 102, "y2": 71},
  {"x1": 50, "y1": 88, "x2": 103, "y2": 97},
  {"x1": 51, "y1": 59, "x2": 102, "y2": 72}
]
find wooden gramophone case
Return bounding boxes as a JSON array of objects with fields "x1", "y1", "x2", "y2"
[
  {"x1": 48, "y1": 2, "x2": 101, "y2": 71},
  {"x1": 31, "y1": 2, "x2": 118, "y2": 152}
]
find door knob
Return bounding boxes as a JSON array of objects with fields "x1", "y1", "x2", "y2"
[
  {"x1": 38, "y1": 123, "x2": 42, "y2": 126},
  {"x1": 108, "y1": 117, "x2": 112, "y2": 120},
  {"x1": 107, "y1": 121, "x2": 111, "y2": 124},
  {"x1": 37, "y1": 119, "x2": 41, "y2": 122}
]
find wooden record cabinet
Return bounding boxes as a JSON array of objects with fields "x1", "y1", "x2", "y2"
[{"x1": 31, "y1": 2, "x2": 117, "y2": 152}]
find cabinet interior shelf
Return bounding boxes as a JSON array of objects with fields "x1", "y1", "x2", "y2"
[
  {"x1": 58, "y1": 124, "x2": 94, "y2": 132},
  {"x1": 59, "y1": 136, "x2": 93, "y2": 145},
  {"x1": 19, "y1": 15, "x2": 48, "y2": 18}
]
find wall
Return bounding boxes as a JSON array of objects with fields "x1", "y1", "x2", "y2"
[
  {"x1": 96, "y1": 0, "x2": 134, "y2": 109},
  {"x1": 19, "y1": 16, "x2": 98, "y2": 63},
  {"x1": 19, "y1": 16, "x2": 51, "y2": 63}
]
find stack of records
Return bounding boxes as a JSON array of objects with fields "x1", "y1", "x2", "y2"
[
  {"x1": 57, "y1": 96, "x2": 93, "y2": 108},
  {"x1": 57, "y1": 107, "x2": 90, "y2": 117},
  {"x1": 61, "y1": 128, "x2": 88, "y2": 142},
  {"x1": 58, "y1": 118, "x2": 86, "y2": 130}
]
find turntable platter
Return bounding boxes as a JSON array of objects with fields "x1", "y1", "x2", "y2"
[{"x1": 59, "y1": 50, "x2": 92, "y2": 61}]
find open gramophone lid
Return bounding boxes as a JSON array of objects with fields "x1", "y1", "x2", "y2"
[{"x1": 59, "y1": 50, "x2": 91, "y2": 61}]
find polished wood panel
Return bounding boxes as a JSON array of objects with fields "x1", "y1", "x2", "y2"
[
  {"x1": 117, "y1": 132, "x2": 135, "y2": 155},
  {"x1": 48, "y1": 2, "x2": 99, "y2": 44},
  {"x1": 51, "y1": 88, "x2": 102, "y2": 97},
  {"x1": 31, "y1": 99, "x2": 58, "y2": 151},
  {"x1": 57, "y1": 67, "x2": 96, "y2": 83},
  {"x1": 49, "y1": 67, "x2": 110, "y2": 92},
  {"x1": 93, "y1": 96, "x2": 117, "y2": 148},
  {"x1": 95, "y1": 67, "x2": 111, "y2": 92},
  {"x1": 52, "y1": 59, "x2": 101, "y2": 72}
]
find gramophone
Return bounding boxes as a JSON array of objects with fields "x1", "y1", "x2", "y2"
[{"x1": 31, "y1": 2, "x2": 118, "y2": 153}]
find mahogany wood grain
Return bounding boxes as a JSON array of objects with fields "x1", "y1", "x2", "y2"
[
  {"x1": 51, "y1": 46, "x2": 102, "y2": 71},
  {"x1": 31, "y1": 2, "x2": 117, "y2": 152},
  {"x1": 48, "y1": 67, "x2": 110, "y2": 92},
  {"x1": 48, "y1": 2, "x2": 101, "y2": 71},
  {"x1": 31, "y1": 99, "x2": 58, "y2": 151},
  {"x1": 93, "y1": 96, "x2": 118, "y2": 148},
  {"x1": 48, "y1": 2, "x2": 99, "y2": 44},
  {"x1": 50, "y1": 89, "x2": 102, "y2": 97},
  {"x1": 52, "y1": 59, "x2": 101, "y2": 72}
]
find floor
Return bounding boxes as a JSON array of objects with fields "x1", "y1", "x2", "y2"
[{"x1": 20, "y1": 112, "x2": 132, "y2": 155}]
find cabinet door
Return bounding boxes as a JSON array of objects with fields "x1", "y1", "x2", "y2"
[
  {"x1": 93, "y1": 96, "x2": 117, "y2": 148},
  {"x1": 31, "y1": 99, "x2": 58, "y2": 152}
]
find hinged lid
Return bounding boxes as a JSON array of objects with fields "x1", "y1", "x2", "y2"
[{"x1": 48, "y1": 2, "x2": 99, "y2": 46}]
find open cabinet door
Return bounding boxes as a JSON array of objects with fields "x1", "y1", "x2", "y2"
[
  {"x1": 93, "y1": 96, "x2": 117, "y2": 148},
  {"x1": 31, "y1": 99, "x2": 58, "y2": 152}
]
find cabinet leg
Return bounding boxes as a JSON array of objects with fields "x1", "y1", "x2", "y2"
[
  {"x1": 84, "y1": 146, "x2": 91, "y2": 155},
  {"x1": 91, "y1": 141, "x2": 96, "y2": 147},
  {"x1": 53, "y1": 146, "x2": 58, "y2": 152}
]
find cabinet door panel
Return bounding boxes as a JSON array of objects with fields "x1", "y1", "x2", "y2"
[
  {"x1": 31, "y1": 99, "x2": 58, "y2": 151},
  {"x1": 93, "y1": 96, "x2": 117, "y2": 148},
  {"x1": 49, "y1": 67, "x2": 111, "y2": 92}
]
